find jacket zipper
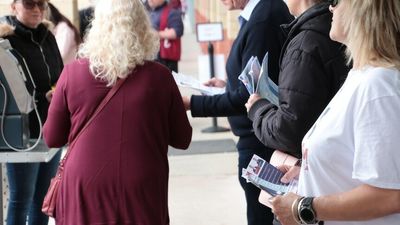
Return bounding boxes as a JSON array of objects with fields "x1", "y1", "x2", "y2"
[{"x1": 29, "y1": 31, "x2": 52, "y2": 87}]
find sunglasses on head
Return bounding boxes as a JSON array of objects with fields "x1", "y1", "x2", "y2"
[
  {"x1": 330, "y1": 0, "x2": 340, "y2": 7},
  {"x1": 17, "y1": 0, "x2": 48, "y2": 11}
]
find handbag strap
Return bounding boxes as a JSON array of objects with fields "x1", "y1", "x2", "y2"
[{"x1": 56, "y1": 78, "x2": 126, "y2": 175}]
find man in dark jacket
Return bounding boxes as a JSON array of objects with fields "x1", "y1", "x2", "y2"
[
  {"x1": 182, "y1": 0, "x2": 293, "y2": 224},
  {"x1": 245, "y1": 1, "x2": 350, "y2": 156}
]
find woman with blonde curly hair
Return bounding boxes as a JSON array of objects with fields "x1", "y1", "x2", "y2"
[
  {"x1": 43, "y1": 0, "x2": 192, "y2": 224},
  {"x1": 268, "y1": 0, "x2": 400, "y2": 224}
]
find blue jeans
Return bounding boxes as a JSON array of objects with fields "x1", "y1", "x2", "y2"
[
  {"x1": 6, "y1": 150, "x2": 61, "y2": 225},
  {"x1": 238, "y1": 148, "x2": 274, "y2": 225}
]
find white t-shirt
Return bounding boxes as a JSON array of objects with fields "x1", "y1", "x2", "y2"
[{"x1": 298, "y1": 66, "x2": 400, "y2": 225}]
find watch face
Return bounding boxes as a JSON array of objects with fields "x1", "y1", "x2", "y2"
[{"x1": 300, "y1": 208, "x2": 315, "y2": 223}]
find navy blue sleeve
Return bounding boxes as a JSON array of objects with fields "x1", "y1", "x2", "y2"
[{"x1": 167, "y1": 9, "x2": 184, "y2": 37}]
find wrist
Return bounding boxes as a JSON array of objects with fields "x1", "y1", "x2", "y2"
[
  {"x1": 247, "y1": 98, "x2": 268, "y2": 120},
  {"x1": 291, "y1": 197, "x2": 303, "y2": 224},
  {"x1": 298, "y1": 197, "x2": 321, "y2": 224}
]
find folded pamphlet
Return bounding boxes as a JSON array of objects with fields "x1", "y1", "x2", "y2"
[
  {"x1": 238, "y1": 52, "x2": 279, "y2": 106},
  {"x1": 238, "y1": 56, "x2": 260, "y2": 94},
  {"x1": 172, "y1": 71, "x2": 225, "y2": 96},
  {"x1": 258, "y1": 150, "x2": 299, "y2": 208},
  {"x1": 256, "y1": 53, "x2": 279, "y2": 105},
  {"x1": 242, "y1": 154, "x2": 297, "y2": 197}
]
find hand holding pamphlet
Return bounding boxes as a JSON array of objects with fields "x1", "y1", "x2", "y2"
[
  {"x1": 172, "y1": 71, "x2": 225, "y2": 96},
  {"x1": 241, "y1": 154, "x2": 297, "y2": 202},
  {"x1": 238, "y1": 52, "x2": 279, "y2": 106},
  {"x1": 258, "y1": 150, "x2": 300, "y2": 207}
]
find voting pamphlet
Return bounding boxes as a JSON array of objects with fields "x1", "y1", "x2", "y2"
[
  {"x1": 172, "y1": 71, "x2": 225, "y2": 96},
  {"x1": 238, "y1": 52, "x2": 279, "y2": 106},
  {"x1": 242, "y1": 154, "x2": 297, "y2": 196}
]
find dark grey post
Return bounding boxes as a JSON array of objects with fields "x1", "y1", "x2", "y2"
[{"x1": 202, "y1": 42, "x2": 229, "y2": 133}]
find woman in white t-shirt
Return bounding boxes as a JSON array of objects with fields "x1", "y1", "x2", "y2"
[{"x1": 268, "y1": 0, "x2": 400, "y2": 225}]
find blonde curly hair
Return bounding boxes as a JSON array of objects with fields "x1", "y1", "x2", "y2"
[{"x1": 78, "y1": 0, "x2": 159, "y2": 86}]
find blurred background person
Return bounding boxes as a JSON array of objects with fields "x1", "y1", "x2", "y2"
[
  {"x1": 270, "y1": 0, "x2": 400, "y2": 224},
  {"x1": 43, "y1": 0, "x2": 192, "y2": 224},
  {"x1": 47, "y1": 2, "x2": 81, "y2": 65},
  {"x1": 182, "y1": 0, "x2": 293, "y2": 224},
  {"x1": 245, "y1": 0, "x2": 349, "y2": 157},
  {"x1": 0, "y1": 0, "x2": 63, "y2": 224},
  {"x1": 148, "y1": 0, "x2": 184, "y2": 72},
  {"x1": 78, "y1": 0, "x2": 94, "y2": 40}
]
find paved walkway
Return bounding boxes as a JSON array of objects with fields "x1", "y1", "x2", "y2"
[{"x1": 168, "y1": 21, "x2": 246, "y2": 225}]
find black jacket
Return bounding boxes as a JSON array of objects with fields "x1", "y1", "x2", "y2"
[
  {"x1": 248, "y1": 2, "x2": 350, "y2": 156},
  {"x1": 0, "y1": 16, "x2": 63, "y2": 138},
  {"x1": 190, "y1": 0, "x2": 293, "y2": 150}
]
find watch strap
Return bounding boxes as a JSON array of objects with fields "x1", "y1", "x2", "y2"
[{"x1": 299, "y1": 197, "x2": 319, "y2": 224}]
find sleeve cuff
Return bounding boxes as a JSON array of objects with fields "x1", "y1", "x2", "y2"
[
  {"x1": 190, "y1": 95, "x2": 205, "y2": 117},
  {"x1": 248, "y1": 98, "x2": 273, "y2": 121}
]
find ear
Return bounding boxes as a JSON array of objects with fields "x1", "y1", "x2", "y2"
[{"x1": 10, "y1": 3, "x2": 17, "y2": 15}]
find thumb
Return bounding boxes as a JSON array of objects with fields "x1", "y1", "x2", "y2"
[{"x1": 280, "y1": 166, "x2": 300, "y2": 183}]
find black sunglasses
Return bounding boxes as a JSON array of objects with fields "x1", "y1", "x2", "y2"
[
  {"x1": 330, "y1": 0, "x2": 340, "y2": 7},
  {"x1": 17, "y1": 0, "x2": 48, "y2": 11}
]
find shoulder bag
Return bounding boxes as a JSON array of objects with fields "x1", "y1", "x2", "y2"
[{"x1": 42, "y1": 78, "x2": 126, "y2": 218}]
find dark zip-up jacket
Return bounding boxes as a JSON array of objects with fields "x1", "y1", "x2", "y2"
[
  {"x1": 248, "y1": 2, "x2": 350, "y2": 156},
  {"x1": 190, "y1": 0, "x2": 293, "y2": 150},
  {"x1": 0, "y1": 16, "x2": 63, "y2": 138}
]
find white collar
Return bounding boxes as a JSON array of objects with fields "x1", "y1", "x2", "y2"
[{"x1": 239, "y1": 0, "x2": 261, "y2": 21}]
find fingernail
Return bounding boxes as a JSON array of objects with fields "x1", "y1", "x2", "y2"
[{"x1": 281, "y1": 177, "x2": 288, "y2": 183}]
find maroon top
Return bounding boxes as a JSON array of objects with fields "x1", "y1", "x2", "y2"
[{"x1": 44, "y1": 59, "x2": 192, "y2": 225}]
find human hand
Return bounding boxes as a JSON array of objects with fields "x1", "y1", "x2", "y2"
[
  {"x1": 45, "y1": 89, "x2": 54, "y2": 102},
  {"x1": 182, "y1": 96, "x2": 191, "y2": 111},
  {"x1": 270, "y1": 192, "x2": 300, "y2": 225},
  {"x1": 245, "y1": 94, "x2": 261, "y2": 112},
  {"x1": 159, "y1": 28, "x2": 177, "y2": 40},
  {"x1": 203, "y1": 77, "x2": 226, "y2": 88},
  {"x1": 276, "y1": 165, "x2": 301, "y2": 184}
]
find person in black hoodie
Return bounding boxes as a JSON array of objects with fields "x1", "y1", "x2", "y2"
[
  {"x1": 182, "y1": 0, "x2": 293, "y2": 224},
  {"x1": 0, "y1": 0, "x2": 63, "y2": 224},
  {"x1": 245, "y1": 0, "x2": 350, "y2": 157}
]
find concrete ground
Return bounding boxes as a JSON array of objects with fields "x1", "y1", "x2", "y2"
[
  {"x1": 167, "y1": 21, "x2": 246, "y2": 225},
  {"x1": 50, "y1": 18, "x2": 246, "y2": 225}
]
